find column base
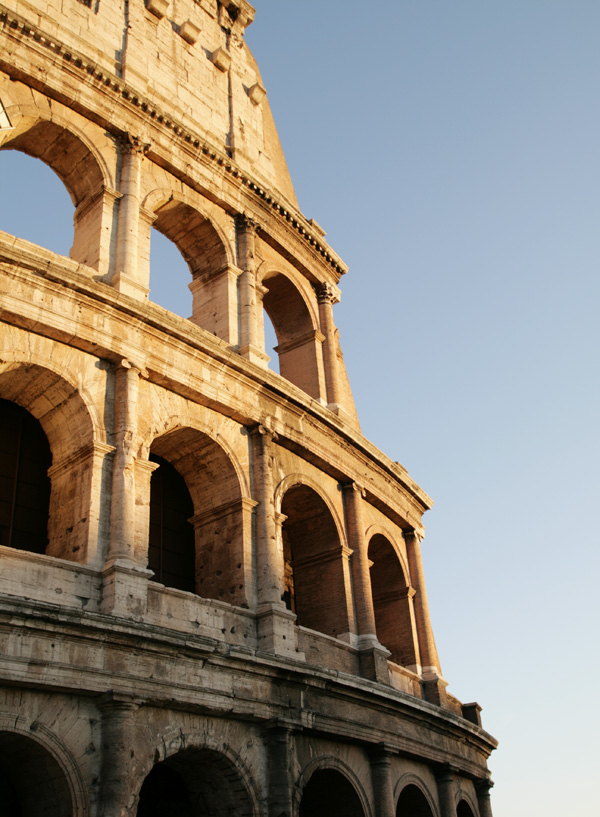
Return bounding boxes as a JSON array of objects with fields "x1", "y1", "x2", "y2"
[
  {"x1": 111, "y1": 272, "x2": 149, "y2": 301},
  {"x1": 101, "y1": 559, "x2": 154, "y2": 618},
  {"x1": 256, "y1": 603, "x2": 305, "y2": 660},
  {"x1": 357, "y1": 636, "x2": 391, "y2": 684},
  {"x1": 238, "y1": 344, "x2": 270, "y2": 367}
]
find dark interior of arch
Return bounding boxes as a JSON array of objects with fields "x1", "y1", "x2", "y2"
[
  {"x1": 396, "y1": 784, "x2": 435, "y2": 817},
  {"x1": 457, "y1": 800, "x2": 476, "y2": 817},
  {"x1": 0, "y1": 399, "x2": 51, "y2": 553},
  {"x1": 0, "y1": 731, "x2": 73, "y2": 817},
  {"x1": 281, "y1": 485, "x2": 348, "y2": 638},
  {"x1": 368, "y1": 534, "x2": 418, "y2": 668},
  {"x1": 148, "y1": 453, "x2": 195, "y2": 592},
  {"x1": 136, "y1": 748, "x2": 254, "y2": 817},
  {"x1": 299, "y1": 769, "x2": 365, "y2": 817}
]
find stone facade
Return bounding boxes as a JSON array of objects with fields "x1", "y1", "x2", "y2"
[{"x1": 0, "y1": 1, "x2": 496, "y2": 815}]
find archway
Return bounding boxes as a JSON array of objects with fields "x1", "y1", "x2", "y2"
[
  {"x1": 280, "y1": 484, "x2": 350, "y2": 638},
  {"x1": 457, "y1": 800, "x2": 476, "y2": 817},
  {"x1": 148, "y1": 454, "x2": 195, "y2": 593},
  {"x1": 0, "y1": 399, "x2": 51, "y2": 553},
  {"x1": 261, "y1": 271, "x2": 323, "y2": 398},
  {"x1": 0, "y1": 731, "x2": 73, "y2": 817},
  {"x1": 299, "y1": 769, "x2": 365, "y2": 817},
  {"x1": 148, "y1": 428, "x2": 248, "y2": 605},
  {"x1": 0, "y1": 117, "x2": 110, "y2": 272},
  {"x1": 136, "y1": 748, "x2": 255, "y2": 817},
  {"x1": 0, "y1": 150, "x2": 74, "y2": 256},
  {"x1": 0, "y1": 363, "x2": 97, "y2": 563},
  {"x1": 368, "y1": 534, "x2": 419, "y2": 668},
  {"x1": 396, "y1": 783, "x2": 435, "y2": 817}
]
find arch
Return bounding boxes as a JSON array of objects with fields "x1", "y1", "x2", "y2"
[
  {"x1": 135, "y1": 736, "x2": 260, "y2": 817},
  {"x1": 0, "y1": 111, "x2": 108, "y2": 207},
  {"x1": 0, "y1": 713, "x2": 88, "y2": 817},
  {"x1": 295, "y1": 758, "x2": 370, "y2": 817},
  {"x1": 365, "y1": 524, "x2": 410, "y2": 581},
  {"x1": 0, "y1": 399, "x2": 51, "y2": 554},
  {"x1": 148, "y1": 426, "x2": 250, "y2": 606},
  {"x1": 278, "y1": 479, "x2": 351, "y2": 638},
  {"x1": 368, "y1": 532, "x2": 420, "y2": 668},
  {"x1": 0, "y1": 109, "x2": 114, "y2": 273},
  {"x1": 395, "y1": 778, "x2": 438, "y2": 817},
  {"x1": 0, "y1": 361, "x2": 100, "y2": 563},
  {"x1": 456, "y1": 795, "x2": 478, "y2": 817},
  {"x1": 258, "y1": 263, "x2": 325, "y2": 399}
]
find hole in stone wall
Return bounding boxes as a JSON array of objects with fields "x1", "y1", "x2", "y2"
[
  {"x1": 0, "y1": 150, "x2": 74, "y2": 255},
  {"x1": 149, "y1": 227, "x2": 193, "y2": 318}
]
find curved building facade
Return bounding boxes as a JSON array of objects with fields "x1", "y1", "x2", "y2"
[{"x1": 0, "y1": 1, "x2": 496, "y2": 815}]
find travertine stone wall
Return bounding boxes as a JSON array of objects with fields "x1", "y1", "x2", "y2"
[{"x1": 0, "y1": 1, "x2": 495, "y2": 815}]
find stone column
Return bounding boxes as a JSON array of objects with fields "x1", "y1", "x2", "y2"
[
  {"x1": 112, "y1": 135, "x2": 149, "y2": 300},
  {"x1": 404, "y1": 528, "x2": 446, "y2": 705},
  {"x1": 264, "y1": 721, "x2": 294, "y2": 817},
  {"x1": 103, "y1": 360, "x2": 152, "y2": 616},
  {"x1": 342, "y1": 482, "x2": 390, "y2": 683},
  {"x1": 237, "y1": 215, "x2": 268, "y2": 365},
  {"x1": 316, "y1": 282, "x2": 342, "y2": 408},
  {"x1": 98, "y1": 692, "x2": 139, "y2": 817},
  {"x1": 369, "y1": 745, "x2": 396, "y2": 817},
  {"x1": 435, "y1": 766, "x2": 456, "y2": 817},
  {"x1": 475, "y1": 780, "x2": 494, "y2": 817},
  {"x1": 250, "y1": 424, "x2": 300, "y2": 657}
]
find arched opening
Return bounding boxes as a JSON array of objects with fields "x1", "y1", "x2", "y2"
[
  {"x1": 299, "y1": 769, "x2": 365, "y2": 817},
  {"x1": 0, "y1": 731, "x2": 73, "y2": 817},
  {"x1": 396, "y1": 784, "x2": 435, "y2": 817},
  {"x1": 262, "y1": 272, "x2": 323, "y2": 398},
  {"x1": 457, "y1": 800, "x2": 476, "y2": 817},
  {"x1": 280, "y1": 485, "x2": 350, "y2": 638},
  {"x1": 0, "y1": 119, "x2": 109, "y2": 272},
  {"x1": 136, "y1": 747, "x2": 255, "y2": 817},
  {"x1": 0, "y1": 150, "x2": 74, "y2": 256},
  {"x1": 148, "y1": 428, "x2": 249, "y2": 606},
  {"x1": 148, "y1": 454, "x2": 195, "y2": 592},
  {"x1": 0, "y1": 399, "x2": 51, "y2": 553},
  {"x1": 149, "y1": 228, "x2": 193, "y2": 318},
  {"x1": 263, "y1": 310, "x2": 280, "y2": 373},
  {"x1": 150, "y1": 199, "x2": 230, "y2": 331},
  {"x1": 368, "y1": 534, "x2": 419, "y2": 668},
  {"x1": 0, "y1": 362, "x2": 97, "y2": 563}
]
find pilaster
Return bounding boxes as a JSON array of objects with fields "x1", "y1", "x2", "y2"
[
  {"x1": 237, "y1": 215, "x2": 269, "y2": 365},
  {"x1": 98, "y1": 692, "x2": 140, "y2": 817},
  {"x1": 369, "y1": 744, "x2": 396, "y2": 817}
]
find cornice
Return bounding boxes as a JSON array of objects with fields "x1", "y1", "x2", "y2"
[{"x1": 0, "y1": 4, "x2": 348, "y2": 280}]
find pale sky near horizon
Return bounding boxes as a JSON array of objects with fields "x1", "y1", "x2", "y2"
[{"x1": 1, "y1": 2, "x2": 599, "y2": 815}]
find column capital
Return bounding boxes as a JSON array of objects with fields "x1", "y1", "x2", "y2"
[
  {"x1": 341, "y1": 480, "x2": 366, "y2": 499},
  {"x1": 248, "y1": 422, "x2": 278, "y2": 443},
  {"x1": 475, "y1": 778, "x2": 494, "y2": 794},
  {"x1": 403, "y1": 527, "x2": 424, "y2": 544},
  {"x1": 315, "y1": 281, "x2": 340, "y2": 305},
  {"x1": 117, "y1": 132, "x2": 150, "y2": 156},
  {"x1": 236, "y1": 212, "x2": 262, "y2": 234},
  {"x1": 115, "y1": 358, "x2": 148, "y2": 378},
  {"x1": 97, "y1": 690, "x2": 140, "y2": 713}
]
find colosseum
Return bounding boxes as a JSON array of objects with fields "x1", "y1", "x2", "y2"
[{"x1": 0, "y1": 1, "x2": 496, "y2": 815}]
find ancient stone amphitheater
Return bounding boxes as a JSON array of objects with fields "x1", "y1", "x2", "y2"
[{"x1": 0, "y1": 1, "x2": 496, "y2": 815}]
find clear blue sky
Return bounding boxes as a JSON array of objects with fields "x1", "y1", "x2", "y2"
[{"x1": 1, "y1": 2, "x2": 599, "y2": 814}]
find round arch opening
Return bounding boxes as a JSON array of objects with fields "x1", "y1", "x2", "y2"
[
  {"x1": 0, "y1": 731, "x2": 74, "y2": 817},
  {"x1": 396, "y1": 784, "x2": 435, "y2": 817},
  {"x1": 136, "y1": 748, "x2": 255, "y2": 817},
  {"x1": 148, "y1": 427, "x2": 247, "y2": 605},
  {"x1": 280, "y1": 484, "x2": 349, "y2": 638},
  {"x1": 457, "y1": 800, "x2": 477, "y2": 817},
  {"x1": 299, "y1": 768, "x2": 365, "y2": 817},
  {"x1": 368, "y1": 534, "x2": 419, "y2": 668}
]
